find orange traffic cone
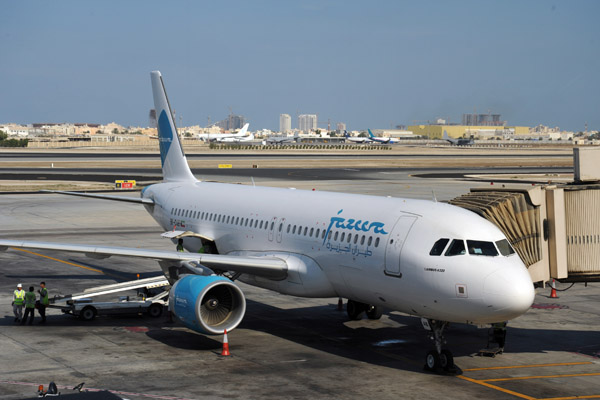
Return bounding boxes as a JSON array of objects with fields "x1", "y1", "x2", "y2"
[
  {"x1": 550, "y1": 279, "x2": 559, "y2": 298},
  {"x1": 221, "y1": 329, "x2": 231, "y2": 356}
]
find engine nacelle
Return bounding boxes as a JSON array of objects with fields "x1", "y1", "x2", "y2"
[{"x1": 169, "y1": 275, "x2": 246, "y2": 335}]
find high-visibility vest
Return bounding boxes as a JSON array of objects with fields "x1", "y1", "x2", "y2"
[
  {"x1": 13, "y1": 290, "x2": 25, "y2": 305},
  {"x1": 177, "y1": 244, "x2": 184, "y2": 252},
  {"x1": 40, "y1": 288, "x2": 49, "y2": 305},
  {"x1": 24, "y1": 292, "x2": 36, "y2": 308}
]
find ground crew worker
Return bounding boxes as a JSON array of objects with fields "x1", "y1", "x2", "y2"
[
  {"x1": 21, "y1": 286, "x2": 36, "y2": 325},
  {"x1": 12, "y1": 283, "x2": 25, "y2": 322},
  {"x1": 38, "y1": 281, "x2": 49, "y2": 324},
  {"x1": 176, "y1": 238, "x2": 184, "y2": 252}
]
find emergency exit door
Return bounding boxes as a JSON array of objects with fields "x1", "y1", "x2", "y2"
[{"x1": 384, "y1": 215, "x2": 418, "y2": 277}]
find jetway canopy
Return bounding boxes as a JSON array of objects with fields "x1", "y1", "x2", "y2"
[
  {"x1": 448, "y1": 190, "x2": 542, "y2": 268},
  {"x1": 449, "y1": 183, "x2": 600, "y2": 283}
]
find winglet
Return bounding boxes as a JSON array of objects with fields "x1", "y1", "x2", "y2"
[{"x1": 151, "y1": 71, "x2": 197, "y2": 182}]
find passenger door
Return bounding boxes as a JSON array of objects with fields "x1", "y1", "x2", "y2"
[{"x1": 384, "y1": 215, "x2": 418, "y2": 277}]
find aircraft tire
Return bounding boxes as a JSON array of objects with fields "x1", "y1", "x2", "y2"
[
  {"x1": 366, "y1": 305, "x2": 383, "y2": 320},
  {"x1": 440, "y1": 349, "x2": 454, "y2": 371},
  {"x1": 346, "y1": 300, "x2": 365, "y2": 320},
  {"x1": 425, "y1": 350, "x2": 441, "y2": 372}
]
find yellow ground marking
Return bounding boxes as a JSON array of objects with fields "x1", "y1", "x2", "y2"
[
  {"x1": 463, "y1": 362, "x2": 593, "y2": 372},
  {"x1": 12, "y1": 247, "x2": 104, "y2": 274},
  {"x1": 459, "y1": 362, "x2": 600, "y2": 400},
  {"x1": 538, "y1": 395, "x2": 600, "y2": 400},
  {"x1": 482, "y1": 372, "x2": 600, "y2": 383},
  {"x1": 457, "y1": 375, "x2": 536, "y2": 400}
]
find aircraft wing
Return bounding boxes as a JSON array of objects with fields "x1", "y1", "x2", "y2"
[
  {"x1": 0, "y1": 240, "x2": 287, "y2": 280},
  {"x1": 41, "y1": 190, "x2": 155, "y2": 205}
]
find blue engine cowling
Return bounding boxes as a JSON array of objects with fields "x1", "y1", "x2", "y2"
[{"x1": 169, "y1": 275, "x2": 246, "y2": 335}]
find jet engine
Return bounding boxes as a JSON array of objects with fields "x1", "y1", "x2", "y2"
[{"x1": 169, "y1": 275, "x2": 246, "y2": 335}]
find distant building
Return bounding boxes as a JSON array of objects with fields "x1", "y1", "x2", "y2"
[
  {"x1": 298, "y1": 114, "x2": 317, "y2": 133},
  {"x1": 462, "y1": 112, "x2": 504, "y2": 126},
  {"x1": 336, "y1": 122, "x2": 346, "y2": 132},
  {"x1": 408, "y1": 124, "x2": 529, "y2": 139},
  {"x1": 280, "y1": 114, "x2": 291, "y2": 133},
  {"x1": 216, "y1": 114, "x2": 246, "y2": 131}
]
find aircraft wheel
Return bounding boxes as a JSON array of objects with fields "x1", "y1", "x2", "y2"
[
  {"x1": 346, "y1": 300, "x2": 365, "y2": 320},
  {"x1": 425, "y1": 350, "x2": 441, "y2": 372},
  {"x1": 366, "y1": 305, "x2": 383, "y2": 320},
  {"x1": 80, "y1": 306, "x2": 97, "y2": 321},
  {"x1": 147, "y1": 303, "x2": 163, "y2": 318},
  {"x1": 440, "y1": 349, "x2": 454, "y2": 371}
]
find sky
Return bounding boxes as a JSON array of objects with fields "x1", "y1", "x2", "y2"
[{"x1": 1, "y1": 0, "x2": 599, "y2": 132}]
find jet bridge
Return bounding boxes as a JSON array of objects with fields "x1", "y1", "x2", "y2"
[{"x1": 449, "y1": 147, "x2": 600, "y2": 284}]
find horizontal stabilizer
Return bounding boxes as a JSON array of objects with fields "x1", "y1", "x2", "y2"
[{"x1": 41, "y1": 190, "x2": 154, "y2": 205}]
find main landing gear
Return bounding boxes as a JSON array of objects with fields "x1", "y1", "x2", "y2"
[
  {"x1": 346, "y1": 299, "x2": 383, "y2": 321},
  {"x1": 422, "y1": 319, "x2": 455, "y2": 373}
]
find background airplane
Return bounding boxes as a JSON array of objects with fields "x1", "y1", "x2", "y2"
[
  {"x1": 343, "y1": 131, "x2": 372, "y2": 144},
  {"x1": 0, "y1": 71, "x2": 534, "y2": 373},
  {"x1": 196, "y1": 123, "x2": 250, "y2": 142},
  {"x1": 443, "y1": 130, "x2": 474, "y2": 146},
  {"x1": 367, "y1": 129, "x2": 399, "y2": 144}
]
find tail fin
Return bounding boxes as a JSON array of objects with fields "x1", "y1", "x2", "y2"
[
  {"x1": 150, "y1": 71, "x2": 196, "y2": 182},
  {"x1": 234, "y1": 123, "x2": 250, "y2": 137},
  {"x1": 368, "y1": 129, "x2": 374, "y2": 138}
]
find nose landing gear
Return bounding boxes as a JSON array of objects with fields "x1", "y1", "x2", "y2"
[{"x1": 422, "y1": 319, "x2": 456, "y2": 373}]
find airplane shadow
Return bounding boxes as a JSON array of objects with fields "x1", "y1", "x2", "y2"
[{"x1": 236, "y1": 299, "x2": 600, "y2": 373}]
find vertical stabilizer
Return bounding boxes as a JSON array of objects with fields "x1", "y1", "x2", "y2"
[{"x1": 151, "y1": 71, "x2": 197, "y2": 182}]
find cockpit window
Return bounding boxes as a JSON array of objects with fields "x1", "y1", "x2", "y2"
[
  {"x1": 445, "y1": 239, "x2": 466, "y2": 256},
  {"x1": 495, "y1": 239, "x2": 516, "y2": 256},
  {"x1": 429, "y1": 238, "x2": 450, "y2": 256},
  {"x1": 467, "y1": 240, "x2": 499, "y2": 256}
]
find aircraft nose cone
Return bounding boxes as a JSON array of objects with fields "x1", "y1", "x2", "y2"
[{"x1": 484, "y1": 266, "x2": 535, "y2": 320}]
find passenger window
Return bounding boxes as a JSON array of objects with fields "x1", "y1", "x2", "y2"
[
  {"x1": 334, "y1": 231, "x2": 339, "y2": 241},
  {"x1": 316, "y1": 228, "x2": 320, "y2": 238},
  {"x1": 310, "y1": 227, "x2": 314, "y2": 237},
  {"x1": 322, "y1": 230, "x2": 326, "y2": 239},
  {"x1": 429, "y1": 238, "x2": 450, "y2": 256},
  {"x1": 278, "y1": 223, "x2": 283, "y2": 232},
  {"x1": 328, "y1": 231, "x2": 332, "y2": 240},
  {"x1": 347, "y1": 233, "x2": 352, "y2": 243},
  {"x1": 303, "y1": 227, "x2": 308, "y2": 236},
  {"x1": 340, "y1": 232, "x2": 345, "y2": 242},
  {"x1": 360, "y1": 235, "x2": 365, "y2": 245},
  {"x1": 287, "y1": 225, "x2": 291, "y2": 233},
  {"x1": 496, "y1": 239, "x2": 516, "y2": 256},
  {"x1": 368, "y1": 236, "x2": 372, "y2": 246},
  {"x1": 467, "y1": 240, "x2": 498, "y2": 256},
  {"x1": 292, "y1": 225, "x2": 297, "y2": 234},
  {"x1": 375, "y1": 237, "x2": 380, "y2": 247},
  {"x1": 255, "y1": 220, "x2": 259, "y2": 228},
  {"x1": 445, "y1": 240, "x2": 466, "y2": 256},
  {"x1": 270, "y1": 221, "x2": 274, "y2": 230},
  {"x1": 354, "y1": 235, "x2": 358, "y2": 244}
]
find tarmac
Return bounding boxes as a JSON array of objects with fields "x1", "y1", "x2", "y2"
[{"x1": 0, "y1": 150, "x2": 599, "y2": 400}]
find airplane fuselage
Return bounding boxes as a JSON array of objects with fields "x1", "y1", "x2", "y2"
[{"x1": 141, "y1": 181, "x2": 534, "y2": 326}]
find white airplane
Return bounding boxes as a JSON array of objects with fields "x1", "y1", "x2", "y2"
[
  {"x1": 343, "y1": 131, "x2": 372, "y2": 144},
  {"x1": 197, "y1": 123, "x2": 250, "y2": 142},
  {"x1": 216, "y1": 129, "x2": 254, "y2": 143},
  {"x1": 367, "y1": 129, "x2": 399, "y2": 144},
  {"x1": 0, "y1": 71, "x2": 534, "y2": 373}
]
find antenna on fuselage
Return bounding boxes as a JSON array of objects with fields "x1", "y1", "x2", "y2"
[
  {"x1": 432, "y1": 190, "x2": 437, "y2": 202},
  {"x1": 251, "y1": 177, "x2": 255, "y2": 187}
]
